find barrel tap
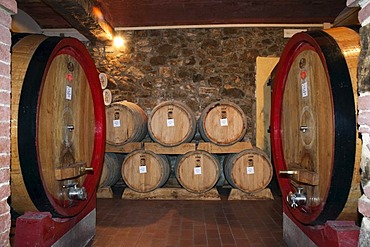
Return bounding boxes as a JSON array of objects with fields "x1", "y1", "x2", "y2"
[
  {"x1": 287, "y1": 187, "x2": 306, "y2": 208},
  {"x1": 62, "y1": 181, "x2": 87, "y2": 200}
]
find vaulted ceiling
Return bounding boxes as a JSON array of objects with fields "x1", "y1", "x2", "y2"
[{"x1": 15, "y1": 0, "x2": 352, "y2": 43}]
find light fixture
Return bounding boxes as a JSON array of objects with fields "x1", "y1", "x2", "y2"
[{"x1": 113, "y1": 36, "x2": 124, "y2": 48}]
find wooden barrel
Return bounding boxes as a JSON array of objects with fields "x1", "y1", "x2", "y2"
[
  {"x1": 106, "y1": 101, "x2": 148, "y2": 145},
  {"x1": 99, "y1": 153, "x2": 123, "y2": 188},
  {"x1": 270, "y1": 27, "x2": 361, "y2": 225},
  {"x1": 11, "y1": 35, "x2": 105, "y2": 217},
  {"x1": 224, "y1": 148, "x2": 272, "y2": 193},
  {"x1": 175, "y1": 151, "x2": 220, "y2": 193},
  {"x1": 148, "y1": 101, "x2": 196, "y2": 146},
  {"x1": 198, "y1": 100, "x2": 247, "y2": 145},
  {"x1": 121, "y1": 150, "x2": 170, "y2": 192}
]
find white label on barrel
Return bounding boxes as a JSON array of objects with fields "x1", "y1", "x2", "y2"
[
  {"x1": 113, "y1": 119, "x2": 121, "y2": 127},
  {"x1": 139, "y1": 165, "x2": 147, "y2": 174},
  {"x1": 247, "y1": 166, "x2": 255, "y2": 174},
  {"x1": 220, "y1": 118, "x2": 228, "y2": 126},
  {"x1": 194, "y1": 166, "x2": 202, "y2": 175},
  {"x1": 66, "y1": 86, "x2": 72, "y2": 100},
  {"x1": 301, "y1": 81, "x2": 308, "y2": 97},
  {"x1": 167, "y1": 118, "x2": 175, "y2": 127}
]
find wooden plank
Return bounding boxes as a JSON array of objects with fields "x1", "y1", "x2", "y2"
[
  {"x1": 197, "y1": 142, "x2": 252, "y2": 154},
  {"x1": 97, "y1": 187, "x2": 113, "y2": 199},
  {"x1": 54, "y1": 162, "x2": 88, "y2": 180},
  {"x1": 255, "y1": 57, "x2": 279, "y2": 159},
  {"x1": 144, "y1": 142, "x2": 195, "y2": 154},
  {"x1": 228, "y1": 188, "x2": 274, "y2": 200},
  {"x1": 41, "y1": 0, "x2": 114, "y2": 42},
  {"x1": 101, "y1": 0, "x2": 345, "y2": 27},
  {"x1": 122, "y1": 188, "x2": 220, "y2": 200},
  {"x1": 105, "y1": 142, "x2": 143, "y2": 153},
  {"x1": 284, "y1": 164, "x2": 320, "y2": 186}
]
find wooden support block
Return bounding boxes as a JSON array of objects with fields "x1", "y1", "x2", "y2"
[
  {"x1": 289, "y1": 164, "x2": 319, "y2": 186},
  {"x1": 227, "y1": 188, "x2": 274, "y2": 200},
  {"x1": 144, "y1": 143, "x2": 196, "y2": 154},
  {"x1": 54, "y1": 162, "x2": 89, "y2": 180},
  {"x1": 197, "y1": 142, "x2": 253, "y2": 154},
  {"x1": 105, "y1": 142, "x2": 143, "y2": 153},
  {"x1": 122, "y1": 188, "x2": 220, "y2": 200},
  {"x1": 96, "y1": 187, "x2": 113, "y2": 198}
]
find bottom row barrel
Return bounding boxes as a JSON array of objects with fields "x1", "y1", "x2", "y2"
[{"x1": 100, "y1": 147, "x2": 273, "y2": 194}]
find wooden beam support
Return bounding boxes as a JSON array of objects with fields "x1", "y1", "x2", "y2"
[
  {"x1": 280, "y1": 164, "x2": 320, "y2": 186},
  {"x1": 41, "y1": 0, "x2": 114, "y2": 43}
]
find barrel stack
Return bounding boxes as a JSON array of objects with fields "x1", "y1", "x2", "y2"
[{"x1": 104, "y1": 97, "x2": 273, "y2": 199}]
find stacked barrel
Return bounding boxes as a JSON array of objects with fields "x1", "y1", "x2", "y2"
[
  {"x1": 198, "y1": 100, "x2": 272, "y2": 193},
  {"x1": 104, "y1": 99, "x2": 272, "y2": 195}
]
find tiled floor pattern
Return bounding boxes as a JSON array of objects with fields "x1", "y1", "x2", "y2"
[{"x1": 91, "y1": 197, "x2": 286, "y2": 247}]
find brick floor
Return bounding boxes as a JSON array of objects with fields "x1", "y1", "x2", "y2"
[{"x1": 91, "y1": 195, "x2": 286, "y2": 247}]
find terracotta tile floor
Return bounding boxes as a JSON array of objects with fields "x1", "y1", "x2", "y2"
[{"x1": 91, "y1": 191, "x2": 286, "y2": 247}]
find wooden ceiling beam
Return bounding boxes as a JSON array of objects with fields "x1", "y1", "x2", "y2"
[{"x1": 41, "y1": 0, "x2": 114, "y2": 43}]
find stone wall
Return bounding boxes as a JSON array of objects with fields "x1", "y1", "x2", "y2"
[
  {"x1": 91, "y1": 27, "x2": 287, "y2": 144},
  {"x1": 348, "y1": 0, "x2": 370, "y2": 246},
  {"x1": 357, "y1": 24, "x2": 370, "y2": 247}
]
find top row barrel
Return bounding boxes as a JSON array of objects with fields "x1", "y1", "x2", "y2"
[{"x1": 106, "y1": 100, "x2": 247, "y2": 147}]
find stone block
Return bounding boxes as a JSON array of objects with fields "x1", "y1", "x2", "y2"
[
  {"x1": 359, "y1": 194, "x2": 370, "y2": 217},
  {"x1": 347, "y1": 0, "x2": 360, "y2": 7},
  {"x1": 359, "y1": 217, "x2": 370, "y2": 247},
  {"x1": 364, "y1": 180, "x2": 370, "y2": 198},
  {"x1": 358, "y1": 111, "x2": 370, "y2": 125},
  {"x1": 359, "y1": 125, "x2": 370, "y2": 133},
  {"x1": 359, "y1": 94, "x2": 370, "y2": 110},
  {"x1": 359, "y1": 3, "x2": 370, "y2": 26},
  {"x1": 0, "y1": 0, "x2": 17, "y2": 15}
]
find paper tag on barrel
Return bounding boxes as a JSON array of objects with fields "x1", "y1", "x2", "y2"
[
  {"x1": 139, "y1": 165, "x2": 147, "y2": 174},
  {"x1": 300, "y1": 69, "x2": 309, "y2": 97},
  {"x1": 194, "y1": 166, "x2": 202, "y2": 175},
  {"x1": 247, "y1": 158, "x2": 255, "y2": 174},
  {"x1": 66, "y1": 86, "x2": 72, "y2": 100},
  {"x1": 113, "y1": 111, "x2": 120, "y2": 127},
  {"x1": 167, "y1": 119, "x2": 175, "y2": 127},
  {"x1": 220, "y1": 118, "x2": 228, "y2": 126}
]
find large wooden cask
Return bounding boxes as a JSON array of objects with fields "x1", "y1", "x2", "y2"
[
  {"x1": 148, "y1": 101, "x2": 196, "y2": 146},
  {"x1": 106, "y1": 101, "x2": 148, "y2": 145},
  {"x1": 270, "y1": 27, "x2": 361, "y2": 225},
  {"x1": 11, "y1": 35, "x2": 105, "y2": 217},
  {"x1": 198, "y1": 100, "x2": 247, "y2": 145},
  {"x1": 121, "y1": 150, "x2": 170, "y2": 192},
  {"x1": 224, "y1": 148, "x2": 272, "y2": 193},
  {"x1": 175, "y1": 151, "x2": 220, "y2": 193}
]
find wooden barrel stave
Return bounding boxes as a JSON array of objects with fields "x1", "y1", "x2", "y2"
[
  {"x1": 11, "y1": 35, "x2": 105, "y2": 217},
  {"x1": 148, "y1": 101, "x2": 196, "y2": 146},
  {"x1": 106, "y1": 101, "x2": 148, "y2": 145},
  {"x1": 99, "y1": 153, "x2": 123, "y2": 188},
  {"x1": 198, "y1": 100, "x2": 247, "y2": 145},
  {"x1": 121, "y1": 150, "x2": 170, "y2": 192},
  {"x1": 270, "y1": 27, "x2": 361, "y2": 225},
  {"x1": 175, "y1": 150, "x2": 220, "y2": 193},
  {"x1": 224, "y1": 147, "x2": 272, "y2": 193}
]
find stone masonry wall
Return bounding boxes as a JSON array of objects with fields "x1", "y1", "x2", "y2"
[
  {"x1": 90, "y1": 27, "x2": 287, "y2": 144},
  {"x1": 357, "y1": 24, "x2": 370, "y2": 247},
  {"x1": 0, "y1": 1, "x2": 16, "y2": 246}
]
